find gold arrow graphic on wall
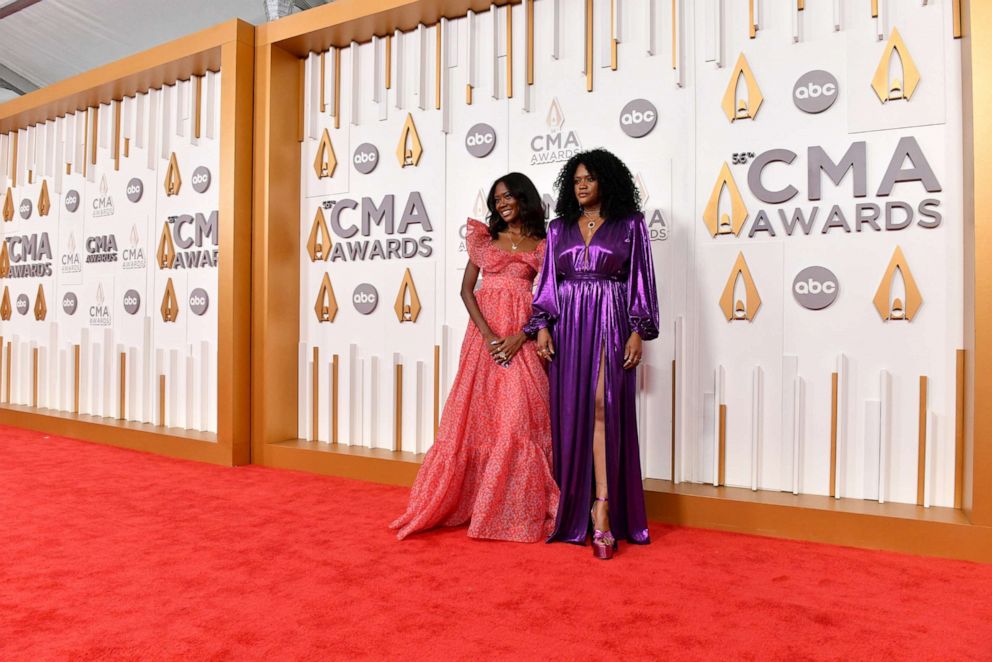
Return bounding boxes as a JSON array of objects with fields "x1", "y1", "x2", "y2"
[
  {"x1": 871, "y1": 27, "x2": 921, "y2": 103},
  {"x1": 703, "y1": 163, "x2": 749, "y2": 237},
  {"x1": 396, "y1": 113, "x2": 423, "y2": 167},
  {"x1": 314, "y1": 272, "x2": 338, "y2": 323},
  {"x1": 307, "y1": 208, "x2": 333, "y2": 261},
  {"x1": 34, "y1": 284, "x2": 46, "y2": 321},
  {"x1": 313, "y1": 128, "x2": 337, "y2": 179},
  {"x1": 0, "y1": 241, "x2": 9, "y2": 278},
  {"x1": 164, "y1": 152, "x2": 182, "y2": 196},
  {"x1": 0, "y1": 287, "x2": 10, "y2": 320},
  {"x1": 394, "y1": 268, "x2": 422, "y2": 323},
  {"x1": 161, "y1": 278, "x2": 179, "y2": 322},
  {"x1": 37, "y1": 180, "x2": 51, "y2": 217},
  {"x1": 722, "y1": 53, "x2": 763, "y2": 122},
  {"x1": 873, "y1": 246, "x2": 922, "y2": 321},
  {"x1": 720, "y1": 252, "x2": 761, "y2": 322},
  {"x1": 2, "y1": 188, "x2": 13, "y2": 222},
  {"x1": 156, "y1": 222, "x2": 177, "y2": 269}
]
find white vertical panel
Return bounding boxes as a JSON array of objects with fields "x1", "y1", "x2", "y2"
[
  {"x1": 863, "y1": 402, "x2": 881, "y2": 500},
  {"x1": 54, "y1": 118, "x2": 64, "y2": 193},
  {"x1": 393, "y1": 33, "x2": 404, "y2": 110},
  {"x1": 205, "y1": 71, "x2": 218, "y2": 140},
  {"x1": 103, "y1": 329, "x2": 114, "y2": 418},
  {"x1": 45, "y1": 120, "x2": 55, "y2": 178},
  {"x1": 364, "y1": 355, "x2": 379, "y2": 448},
  {"x1": 924, "y1": 412, "x2": 937, "y2": 508},
  {"x1": 298, "y1": 342, "x2": 308, "y2": 439},
  {"x1": 751, "y1": 366, "x2": 763, "y2": 491},
  {"x1": 78, "y1": 329, "x2": 89, "y2": 415},
  {"x1": 185, "y1": 353, "x2": 195, "y2": 430},
  {"x1": 791, "y1": 1, "x2": 801, "y2": 43},
  {"x1": 417, "y1": 24, "x2": 428, "y2": 110},
  {"x1": 780, "y1": 356, "x2": 798, "y2": 490},
  {"x1": 441, "y1": 18, "x2": 451, "y2": 133},
  {"x1": 833, "y1": 0, "x2": 842, "y2": 30},
  {"x1": 350, "y1": 42, "x2": 360, "y2": 126},
  {"x1": 128, "y1": 347, "x2": 139, "y2": 421},
  {"x1": 0, "y1": 133, "x2": 8, "y2": 183},
  {"x1": 415, "y1": 359, "x2": 426, "y2": 454},
  {"x1": 347, "y1": 343, "x2": 360, "y2": 446},
  {"x1": 673, "y1": 0, "x2": 685, "y2": 87},
  {"x1": 492, "y1": 7, "x2": 502, "y2": 100},
  {"x1": 875, "y1": 0, "x2": 887, "y2": 40},
  {"x1": 115, "y1": 343, "x2": 125, "y2": 418},
  {"x1": 176, "y1": 80, "x2": 188, "y2": 138},
  {"x1": 159, "y1": 85, "x2": 172, "y2": 161},
  {"x1": 467, "y1": 11, "x2": 478, "y2": 84},
  {"x1": 713, "y1": 365, "x2": 724, "y2": 486},
  {"x1": 58, "y1": 349, "x2": 67, "y2": 412},
  {"x1": 98, "y1": 102, "x2": 111, "y2": 150},
  {"x1": 878, "y1": 370, "x2": 892, "y2": 503},
  {"x1": 37, "y1": 347, "x2": 47, "y2": 409},
  {"x1": 373, "y1": 36, "x2": 384, "y2": 104},
  {"x1": 47, "y1": 323, "x2": 58, "y2": 407},
  {"x1": 199, "y1": 341, "x2": 210, "y2": 432},
  {"x1": 89, "y1": 340, "x2": 101, "y2": 416},
  {"x1": 552, "y1": 0, "x2": 562, "y2": 59},
  {"x1": 309, "y1": 53, "x2": 321, "y2": 138},
  {"x1": 154, "y1": 349, "x2": 165, "y2": 426},
  {"x1": 135, "y1": 92, "x2": 146, "y2": 149},
  {"x1": 673, "y1": 316, "x2": 685, "y2": 483},
  {"x1": 793, "y1": 376, "x2": 805, "y2": 494},
  {"x1": 599, "y1": 0, "x2": 612, "y2": 68},
  {"x1": 141, "y1": 317, "x2": 153, "y2": 423},
  {"x1": 146, "y1": 89, "x2": 159, "y2": 171},
  {"x1": 836, "y1": 354, "x2": 850, "y2": 499}
]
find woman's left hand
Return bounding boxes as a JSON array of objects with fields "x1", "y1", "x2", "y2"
[
  {"x1": 623, "y1": 332, "x2": 642, "y2": 370},
  {"x1": 493, "y1": 333, "x2": 527, "y2": 364}
]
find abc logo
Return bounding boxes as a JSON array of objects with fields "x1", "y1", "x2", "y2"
[
  {"x1": 125, "y1": 178, "x2": 144, "y2": 203},
  {"x1": 465, "y1": 123, "x2": 497, "y2": 158},
  {"x1": 352, "y1": 283, "x2": 379, "y2": 315},
  {"x1": 65, "y1": 190, "x2": 80, "y2": 213},
  {"x1": 793, "y1": 70, "x2": 839, "y2": 114},
  {"x1": 353, "y1": 143, "x2": 380, "y2": 175},
  {"x1": 15, "y1": 294, "x2": 29, "y2": 315},
  {"x1": 62, "y1": 292, "x2": 78, "y2": 315},
  {"x1": 123, "y1": 289, "x2": 141, "y2": 315},
  {"x1": 189, "y1": 288, "x2": 209, "y2": 316},
  {"x1": 191, "y1": 166, "x2": 212, "y2": 194},
  {"x1": 19, "y1": 199, "x2": 32, "y2": 219},
  {"x1": 619, "y1": 99, "x2": 658, "y2": 138},
  {"x1": 792, "y1": 266, "x2": 839, "y2": 310}
]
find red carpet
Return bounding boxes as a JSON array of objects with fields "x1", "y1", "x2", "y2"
[{"x1": 1, "y1": 426, "x2": 990, "y2": 661}]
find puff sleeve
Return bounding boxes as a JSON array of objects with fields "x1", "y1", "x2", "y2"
[{"x1": 465, "y1": 218, "x2": 490, "y2": 268}]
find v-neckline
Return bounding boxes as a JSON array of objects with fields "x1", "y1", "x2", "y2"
[{"x1": 580, "y1": 218, "x2": 605, "y2": 250}]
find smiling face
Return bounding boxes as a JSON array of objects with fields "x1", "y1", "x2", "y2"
[
  {"x1": 574, "y1": 163, "x2": 600, "y2": 210},
  {"x1": 493, "y1": 181, "x2": 520, "y2": 224}
]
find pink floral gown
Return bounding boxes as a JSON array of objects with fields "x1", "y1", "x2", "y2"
[{"x1": 390, "y1": 219, "x2": 559, "y2": 542}]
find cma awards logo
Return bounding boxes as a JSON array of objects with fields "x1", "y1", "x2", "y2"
[
  {"x1": 61, "y1": 232, "x2": 82, "y2": 275},
  {"x1": 310, "y1": 193, "x2": 433, "y2": 263},
  {"x1": 89, "y1": 283, "x2": 112, "y2": 327},
  {"x1": 702, "y1": 137, "x2": 942, "y2": 240},
  {"x1": 122, "y1": 225, "x2": 146, "y2": 270},
  {"x1": 156, "y1": 211, "x2": 220, "y2": 269},
  {"x1": 85, "y1": 235, "x2": 118, "y2": 264},
  {"x1": 634, "y1": 174, "x2": 669, "y2": 242},
  {"x1": 872, "y1": 28, "x2": 920, "y2": 104},
  {"x1": 722, "y1": 54, "x2": 763, "y2": 122},
  {"x1": 92, "y1": 175, "x2": 115, "y2": 218},
  {"x1": 720, "y1": 253, "x2": 761, "y2": 322},
  {"x1": 3, "y1": 232, "x2": 53, "y2": 278},
  {"x1": 530, "y1": 98, "x2": 582, "y2": 165}
]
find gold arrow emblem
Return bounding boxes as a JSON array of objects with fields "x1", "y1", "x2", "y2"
[
  {"x1": 394, "y1": 268, "x2": 422, "y2": 323},
  {"x1": 38, "y1": 179, "x2": 51, "y2": 217},
  {"x1": 873, "y1": 246, "x2": 922, "y2": 321},
  {"x1": 2, "y1": 187, "x2": 13, "y2": 222},
  {"x1": 34, "y1": 284, "x2": 46, "y2": 321},
  {"x1": 720, "y1": 252, "x2": 761, "y2": 322},
  {"x1": 0, "y1": 241, "x2": 9, "y2": 278},
  {"x1": 161, "y1": 278, "x2": 179, "y2": 322},
  {"x1": 871, "y1": 27, "x2": 921, "y2": 103},
  {"x1": 156, "y1": 222, "x2": 177, "y2": 269},
  {"x1": 307, "y1": 208, "x2": 333, "y2": 261},
  {"x1": 722, "y1": 53, "x2": 763, "y2": 122},
  {"x1": 0, "y1": 286, "x2": 10, "y2": 320},
  {"x1": 396, "y1": 113, "x2": 424, "y2": 167},
  {"x1": 314, "y1": 272, "x2": 339, "y2": 323},
  {"x1": 164, "y1": 152, "x2": 182, "y2": 196},
  {"x1": 313, "y1": 128, "x2": 338, "y2": 179},
  {"x1": 703, "y1": 163, "x2": 749, "y2": 237}
]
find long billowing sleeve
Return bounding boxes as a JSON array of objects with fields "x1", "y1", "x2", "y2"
[
  {"x1": 523, "y1": 218, "x2": 562, "y2": 337},
  {"x1": 626, "y1": 213, "x2": 660, "y2": 341}
]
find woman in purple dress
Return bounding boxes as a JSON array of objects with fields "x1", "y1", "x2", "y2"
[{"x1": 524, "y1": 149, "x2": 659, "y2": 559}]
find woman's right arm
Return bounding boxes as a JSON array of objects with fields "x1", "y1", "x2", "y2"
[{"x1": 460, "y1": 258, "x2": 500, "y2": 355}]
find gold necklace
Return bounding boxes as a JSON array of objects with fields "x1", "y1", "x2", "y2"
[{"x1": 506, "y1": 229, "x2": 527, "y2": 251}]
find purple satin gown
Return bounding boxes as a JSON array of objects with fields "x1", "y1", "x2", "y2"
[{"x1": 524, "y1": 213, "x2": 660, "y2": 544}]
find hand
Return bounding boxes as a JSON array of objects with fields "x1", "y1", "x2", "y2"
[
  {"x1": 493, "y1": 333, "x2": 526, "y2": 364},
  {"x1": 623, "y1": 332, "x2": 642, "y2": 370},
  {"x1": 483, "y1": 333, "x2": 502, "y2": 359},
  {"x1": 536, "y1": 328, "x2": 555, "y2": 361}
]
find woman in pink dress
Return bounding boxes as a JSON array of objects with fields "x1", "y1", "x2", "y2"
[{"x1": 390, "y1": 173, "x2": 559, "y2": 542}]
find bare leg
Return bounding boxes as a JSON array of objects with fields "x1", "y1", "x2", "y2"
[{"x1": 592, "y1": 346, "x2": 610, "y2": 534}]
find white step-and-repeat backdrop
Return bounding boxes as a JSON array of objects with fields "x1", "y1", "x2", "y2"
[
  {"x1": 0, "y1": 72, "x2": 222, "y2": 432},
  {"x1": 298, "y1": 0, "x2": 962, "y2": 507}
]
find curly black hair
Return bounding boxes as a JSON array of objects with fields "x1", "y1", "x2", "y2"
[
  {"x1": 553, "y1": 148, "x2": 641, "y2": 224},
  {"x1": 485, "y1": 172, "x2": 548, "y2": 240}
]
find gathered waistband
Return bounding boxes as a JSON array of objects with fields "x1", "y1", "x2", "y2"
[
  {"x1": 478, "y1": 274, "x2": 534, "y2": 292},
  {"x1": 563, "y1": 272, "x2": 624, "y2": 283}
]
